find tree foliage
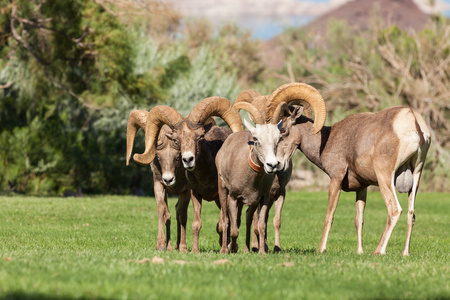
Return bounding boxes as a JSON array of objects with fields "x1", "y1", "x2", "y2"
[
  {"x1": 0, "y1": 0, "x2": 252, "y2": 195},
  {"x1": 0, "y1": 1, "x2": 448, "y2": 194}
]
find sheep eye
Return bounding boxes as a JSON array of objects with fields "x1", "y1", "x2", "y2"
[
  {"x1": 197, "y1": 135, "x2": 205, "y2": 141},
  {"x1": 280, "y1": 128, "x2": 286, "y2": 134},
  {"x1": 172, "y1": 140, "x2": 180, "y2": 149},
  {"x1": 253, "y1": 137, "x2": 259, "y2": 143}
]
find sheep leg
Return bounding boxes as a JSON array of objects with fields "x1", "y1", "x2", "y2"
[
  {"x1": 154, "y1": 180, "x2": 169, "y2": 251},
  {"x1": 251, "y1": 207, "x2": 259, "y2": 252},
  {"x1": 318, "y1": 178, "x2": 342, "y2": 253},
  {"x1": 258, "y1": 197, "x2": 269, "y2": 254},
  {"x1": 164, "y1": 195, "x2": 173, "y2": 251},
  {"x1": 227, "y1": 196, "x2": 239, "y2": 253},
  {"x1": 218, "y1": 193, "x2": 229, "y2": 254},
  {"x1": 176, "y1": 189, "x2": 190, "y2": 253},
  {"x1": 374, "y1": 173, "x2": 403, "y2": 255},
  {"x1": 355, "y1": 188, "x2": 367, "y2": 254},
  {"x1": 217, "y1": 179, "x2": 231, "y2": 253},
  {"x1": 246, "y1": 204, "x2": 258, "y2": 253},
  {"x1": 191, "y1": 190, "x2": 202, "y2": 253},
  {"x1": 273, "y1": 190, "x2": 285, "y2": 253},
  {"x1": 402, "y1": 166, "x2": 424, "y2": 255}
]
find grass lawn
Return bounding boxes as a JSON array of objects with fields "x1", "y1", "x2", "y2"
[{"x1": 0, "y1": 192, "x2": 449, "y2": 299}]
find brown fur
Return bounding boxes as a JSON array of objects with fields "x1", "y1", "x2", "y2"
[
  {"x1": 168, "y1": 122, "x2": 232, "y2": 253},
  {"x1": 216, "y1": 121, "x2": 283, "y2": 254},
  {"x1": 278, "y1": 106, "x2": 431, "y2": 255},
  {"x1": 151, "y1": 125, "x2": 190, "y2": 252}
]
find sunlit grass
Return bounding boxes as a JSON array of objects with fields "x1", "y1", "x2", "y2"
[{"x1": 0, "y1": 192, "x2": 449, "y2": 299}]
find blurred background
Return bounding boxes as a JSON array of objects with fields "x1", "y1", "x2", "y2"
[{"x1": 0, "y1": 0, "x2": 449, "y2": 196}]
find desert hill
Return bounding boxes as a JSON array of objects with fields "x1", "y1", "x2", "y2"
[
  {"x1": 262, "y1": 0, "x2": 432, "y2": 70},
  {"x1": 305, "y1": 0, "x2": 430, "y2": 36}
]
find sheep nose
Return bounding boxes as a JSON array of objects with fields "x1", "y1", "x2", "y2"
[
  {"x1": 266, "y1": 161, "x2": 278, "y2": 170},
  {"x1": 163, "y1": 176, "x2": 175, "y2": 186},
  {"x1": 182, "y1": 156, "x2": 194, "y2": 165}
]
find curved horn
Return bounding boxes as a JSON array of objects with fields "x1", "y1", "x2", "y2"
[
  {"x1": 267, "y1": 82, "x2": 326, "y2": 134},
  {"x1": 126, "y1": 110, "x2": 148, "y2": 166},
  {"x1": 133, "y1": 106, "x2": 184, "y2": 165},
  {"x1": 233, "y1": 102, "x2": 265, "y2": 125},
  {"x1": 187, "y1": 96, "x2": 243, "y2": 133},
  {"x1": 270, "y1": 102, "x2": 290, "y2": 124},
  {"x1": 235, "y1": 90, "x2": 262, "y2": 104}
]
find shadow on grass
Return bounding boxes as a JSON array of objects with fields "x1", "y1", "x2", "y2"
[
  {"x1": 192, "y1": 247, "x2": 318, "y2": 255},
  {"x1": 275, "y1": 247, "x2": 317, "y2": 255},
  {"x1": 3, "y1": 292, "x2": 111, "y2": 300}
]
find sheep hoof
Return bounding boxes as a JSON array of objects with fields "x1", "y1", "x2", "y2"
[
  {"x1": 156, "y1": 244, "x2": 166, "y2": 251},
  {"x1": 227, "y1": 242, "x2": 238, "y2": 253},
  {"x1": 251, "y1": 247, "x2": 259, "y2": 253},
  {"x1": 273, "y1": 246, "x2": 281, "y2": 253},
  {"x1": 317, "y1": 248, "x2": 326, "y2": 254}
]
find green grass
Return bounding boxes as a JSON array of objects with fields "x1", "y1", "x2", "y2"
[{"x1": 0, "y1": 192, "x2": 449, "y2": 299}]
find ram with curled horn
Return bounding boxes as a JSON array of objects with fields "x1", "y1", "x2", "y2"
[
  {"x1": 215, "y1": 98, "x2": 290, "y2": 253},
  {"x1": 127, "y1": 108, "x2": 193, "y2": 252},
  {"x1": 232, "y1": 82, "x2": 327, "y2": 252},
  {"x1": 132, "y1": 97, "x2": 243, "y2": 253},
  {"x1": 274, "y1": 83, "x2": 431, "y2": 255}
]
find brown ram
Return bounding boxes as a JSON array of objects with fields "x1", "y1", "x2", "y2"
[
  {"x1": 274, "y1": 83, "x2": 431, "y2": 255},
  {"x1": 127, "y1": 109, "x2": 190, "y2": 252},
  {"x1": 233, "y1": 83, "x2": 326, "y2": 252},
  {"x1": 132, "y1": 97, "x2": 243, "y2": 253}
]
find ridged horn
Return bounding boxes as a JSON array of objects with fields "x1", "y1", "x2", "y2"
[
  {"x1": 187, "y1": 96, "x2": 243, "y2": 132},
  {"x1": 235, "y1": 90, "x2": 262, "y2": 104},
  {"x1": 267, "y1": 82, "x2": 326, "y2": 134},
  {"x1": 233, "y1": 102, "x2": 265, "y2": 125},
  {"x1": 133, "y1": 106, "x2": 184, "y2": 165},
  {"x1": 126, "y1": 110, "x2": 148, "y2": 166},
  {"x1": 271, "y1": 102, "x2": 290, "y2": 124}
]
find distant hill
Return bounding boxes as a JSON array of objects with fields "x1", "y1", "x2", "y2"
[
  {"x1": 261, "y1": 0, "x2": 432, "y2": 70},
  {"x1": 304, "y1": 0, "x2": 430, "y2": 36}
]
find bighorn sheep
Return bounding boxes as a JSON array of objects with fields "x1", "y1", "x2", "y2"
[
  {"x1": 127, "y1": 110, "x2": 191, "y2": 252},
  {"x1": 273, "y1": 83, "x2": 431, "y2": 255},
  {"x1": 233, "y1": 84, "x2": 326, "y2": 252},
  {"x1": 216, "y1": 83, "x2": 326, "y2": 253},
  {"x1": 132, "y1": 97, "x2": 243, "y2": 253}
]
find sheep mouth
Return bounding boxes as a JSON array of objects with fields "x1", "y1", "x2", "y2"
[
  {"x1": 276, "y1": 161, "x2": 287, "y2": 172},
  {"x1": 184, "y1": 165, "x2": 195, "y2": 171},
  {"x1": 264, "y1": 166, "x2": 278, "y2": 175}
]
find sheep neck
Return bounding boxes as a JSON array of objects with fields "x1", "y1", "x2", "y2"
[
  {"x1": 296, "y1": 118, "x2": 332, "y2": 173},
  {"x1": 248, "y1": 145, "x2": 264, "y2": 173}
]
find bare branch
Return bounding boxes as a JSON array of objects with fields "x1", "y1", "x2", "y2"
[
  {"x1": 10, "y1": 3, "x2": 50, "y2": 66},
  {"x1": 0, "y1": 82, "x2": 13, "y2": 89}
]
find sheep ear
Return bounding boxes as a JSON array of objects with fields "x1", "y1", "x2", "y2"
[
  {"x1": 244, "y1": 118, "x2": 255, "y2": 133},
  {"x1": 294, "y1": 106, "x2": 304, "y2": 119},
  {"x1": 277, "y1": 120, "x2": 284, "y2": 130},
  {"x1": 203, "y1": 122, "x2": 214, "y2": 132}
]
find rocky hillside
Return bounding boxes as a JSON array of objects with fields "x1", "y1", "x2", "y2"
[
  {"x1": 305, "y1": 0, "x2": 430, "y2": 37},
  {"x1": 262, "y1": 0, "x2": 431, "y2": 70}
]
